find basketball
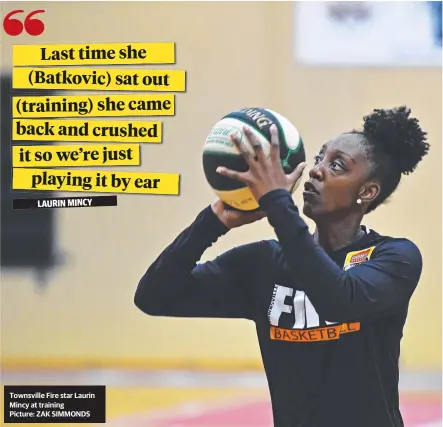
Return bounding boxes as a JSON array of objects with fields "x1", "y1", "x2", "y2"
[{"x1": 202, "y1": 107, "x2": 306, "y2": 211}]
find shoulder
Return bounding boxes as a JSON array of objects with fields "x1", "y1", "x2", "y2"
[
  {"x1": 228, "y1": 239, "x2": 277, "y2": 256},
  {"x1": 236, "y1": 239, "x2": 283, "y2": 266},
  {"x1": 199, "y1": 239, "x2": 278, "y2": 267},
  {"x1": 370, "y1": 234, "x2": 423, "y2": 276},
  {"x1": 220, "y1": 239, "x2": 285, "y2": 271},
  {"x1": 193, "y1": 239, "x2": 278, "y2": 283},
  {"x1": 373, "y1": 234, "x2": 421, "y2": 259}
]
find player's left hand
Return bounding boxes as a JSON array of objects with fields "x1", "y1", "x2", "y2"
[{"x1": 216, "y1": 125, "x2": 307, "y2": 202}]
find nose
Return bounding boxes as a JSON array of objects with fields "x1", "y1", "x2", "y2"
[{"x1": 309, "y1": 162, "x2": 324, "y2": 181}]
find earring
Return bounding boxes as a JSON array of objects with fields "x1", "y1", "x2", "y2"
[{"x1": 356, "y1": 199, "x2": 362, "y2": 205}]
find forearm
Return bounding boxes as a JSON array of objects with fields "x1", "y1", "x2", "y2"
[
  {"x1": 258, "y1": 189, "x2": 418, "y2": 322},
  {"x1": 258, "y1": 190, "x2": 344, "y2": 314},
  {"x1": 134, "y1": 205, "x2": 229, "y2": 315}
]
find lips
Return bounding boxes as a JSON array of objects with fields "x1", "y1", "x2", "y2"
[{"x1": 303, "y1": 181, "x2": 319, "y2": 195}]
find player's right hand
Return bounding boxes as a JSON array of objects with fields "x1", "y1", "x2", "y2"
[{"x1": 211, "y1": 199, "x2": 265, "y2": 229}]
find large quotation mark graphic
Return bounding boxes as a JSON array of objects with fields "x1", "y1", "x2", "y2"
[{"x1": 3, "y1": 10, "x2": 45, "y2": 36}]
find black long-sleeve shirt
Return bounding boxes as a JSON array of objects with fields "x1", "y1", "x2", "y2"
[{"x1": 134, "y1": 189, "x2": 423, "y2": 427}]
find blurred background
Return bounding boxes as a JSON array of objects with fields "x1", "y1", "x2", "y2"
[{"x1": 1, "y1": 1, "x2": 441, "y2": 426}]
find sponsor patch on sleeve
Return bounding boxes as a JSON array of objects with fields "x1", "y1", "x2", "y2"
[{"x1": 343, "y1": 246, "x2": 376, "y2": 271}]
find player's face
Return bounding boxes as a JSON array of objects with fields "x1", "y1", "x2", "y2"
[{"x1": 302, "y1": 134, "x2": 371, "y2": 221}]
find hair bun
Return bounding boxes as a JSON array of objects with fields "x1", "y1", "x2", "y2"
[{"x1": 362, "y1": 106, "x2": 429, "y2": 175}]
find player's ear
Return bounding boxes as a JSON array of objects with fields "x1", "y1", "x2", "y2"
[{"x1": 359, "y1": 181, "x2": 380, "y2": 205}]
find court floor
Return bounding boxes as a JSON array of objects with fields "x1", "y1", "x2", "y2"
[{"x1": 1, "y1": 370, "x2": 441, "y2": 427}]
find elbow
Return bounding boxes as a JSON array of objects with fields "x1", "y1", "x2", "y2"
[
  {"x1": 312, "y1": 279, "x2": 362, "y2": 323},
  {"x1": 317, "y1": 303, "x2": 358, "y2": 324},
  {"x1": 133, "y1": 278, "x2": 163, "y2": 316},
  {"x1": 133, "y1": 285, "x2": 151, "y2": 315},
  {"x1": 133, "y1": 287, "x2": 148, "y2": 313},
  {"x1": 323, "y1": 311, "x2": 353, "y2": 324}
]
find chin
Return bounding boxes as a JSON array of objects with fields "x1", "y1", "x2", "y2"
[
  {"x1": 302, "y1": 201, "x2": 314, "y2": 219},
  {"x1": 303, "y1": 201, "x2": 326, "y2": 221}
]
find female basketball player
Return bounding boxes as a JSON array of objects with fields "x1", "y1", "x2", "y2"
[{"x1": 134, "y1": 106, "x2": 429, "y2": 427}]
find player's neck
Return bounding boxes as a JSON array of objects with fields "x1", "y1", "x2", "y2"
[{"x1": 314, "y1": 216, "x2": 364, "y2": 252}]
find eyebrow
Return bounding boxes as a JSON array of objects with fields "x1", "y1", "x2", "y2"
[
  {"x1": 318, "y1": 146, "x2": 357, "y2": 164},
  {"x1": 335, "y1": 149, "x2": 356, "y2": 164}
]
